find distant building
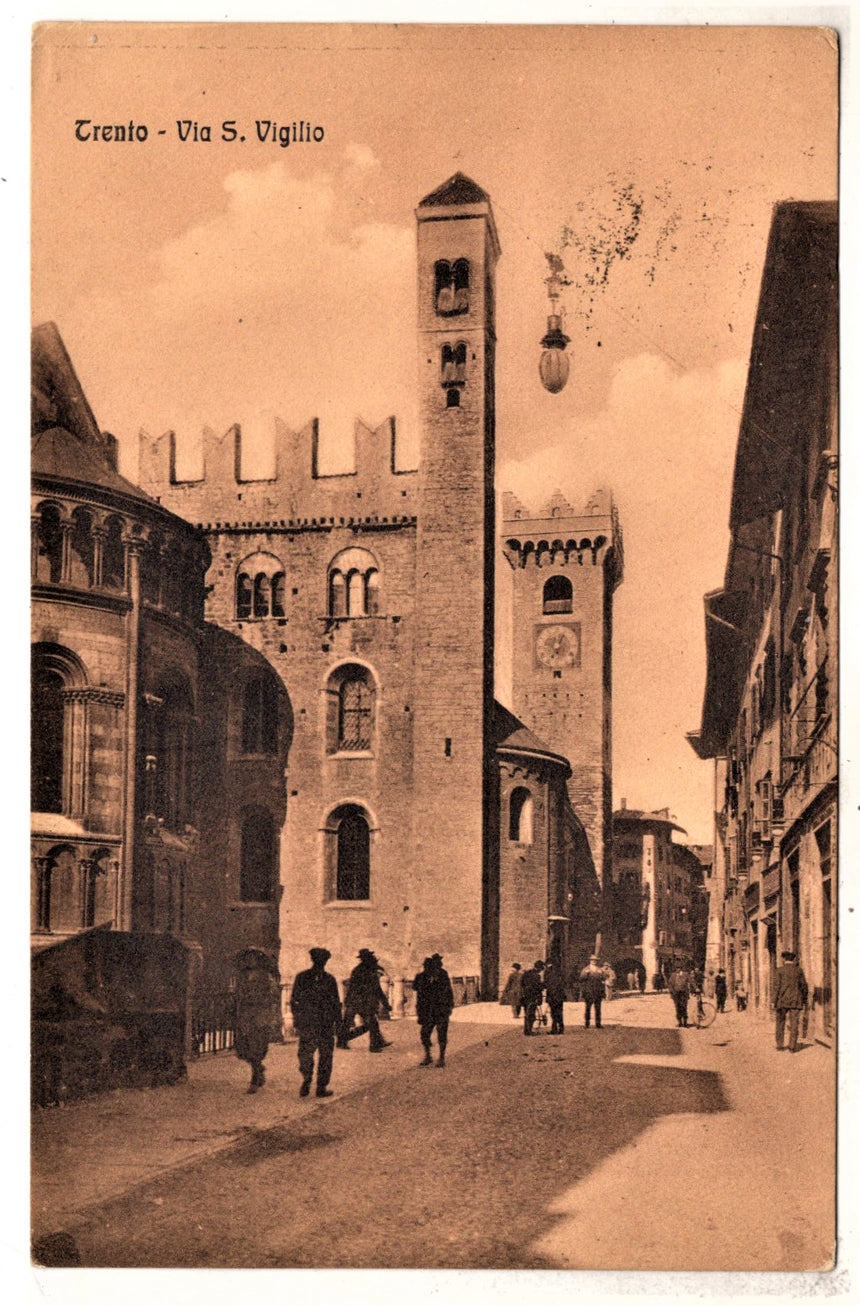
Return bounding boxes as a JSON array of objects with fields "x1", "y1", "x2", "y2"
[
  {"x1": 688, "y1": 201, "x2": 837, "y2": 1043},
  {"x1": 610, "y1": 802, "x2": 709, "y2": 988}
]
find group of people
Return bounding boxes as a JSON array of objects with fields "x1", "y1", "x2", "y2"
[
  {"x1": 499, "y1": 954, "x2": 614, "y2": 1033},
  {"x1": 234, "y1": 944, "x2": 456, "y2": 1098},
  {"x1": 235, "y1": 941, "x2": 813, "y2": 1097}
]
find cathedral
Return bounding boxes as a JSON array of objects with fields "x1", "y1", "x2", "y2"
[{"x1": 31, "y1": 175, "x2": 622, "y2": 1029}]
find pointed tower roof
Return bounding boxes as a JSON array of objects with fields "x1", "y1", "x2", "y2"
[{"x1": 419, "y1": 173, "x2": 491, "y2": 207}]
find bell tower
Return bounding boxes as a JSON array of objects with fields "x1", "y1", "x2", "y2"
[{"x1": 411, "y1": 175, "x2": 501, "y2": 985}]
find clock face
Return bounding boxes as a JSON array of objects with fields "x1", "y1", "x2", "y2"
[{"x1": 535, "y1": 623, "x2": 580, "y2": 669}]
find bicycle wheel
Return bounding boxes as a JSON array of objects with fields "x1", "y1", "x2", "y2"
[{"x1": 697, "y1": 999, "x2": 716, "y2": 1029}]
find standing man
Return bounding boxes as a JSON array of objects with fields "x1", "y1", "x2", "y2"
[
  {"x1": 289, "y1": 947, "x2": 342, "y2": 1098},
  {"x1": 714, "y1": 968, "x2": 728, "y2": 1013},
  {"x1": 499, "y1": 962, "x2": 523, "y2": 1019},
  {"x1": 544, "y1": 960, "x2": 566, "y2": 1035},
  {"x1": 520, "y1": 960, "x2": 545, "y2": 1035},
  {"x1": 337, "y1": 948, "x2": 392, "y2": 1052},
  {"x1": 579, "y1": 955, "x2": 606, "y2": 1029},
  {"x1": 668, "y1": 962, "x2": 692, "y2": 1027},
  {"x1": 234, "y1": 948, "x2": 281, "y2": 1094},
  {"x1": 772, "y1": 950, "x2": 809, "y2": 1053},
  {"x1": 413, "y1": 953, "x2": 455, "y2": 1067}
]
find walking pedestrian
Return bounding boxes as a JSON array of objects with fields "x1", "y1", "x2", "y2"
[
  {"x1": 544, "y1": 960, "x2": 566, "y2": 1034},
  {"x1": 499, "y1": 962, "x2": 523, "y2": 1018},
  {"x1": 714, "y1": 968, "x2": 728, "y2": 1013},
  {"x1": 579, "y1": 955, "x2": 606, "y2": 1028},
  {"x1": 603, "y1": 964, "x2": 616, "y2": 1002},
  {"x1": 289, "y1": 947, "x2": 342, "y2": 1098},
  {"x1": 520, "y1": 960, "x2": 545, "y2": 1035},
  {"x1": 772, "y1": 950, "x2": 809, "y2": 1053},
  {"x1": 337, "y1": 948, "x2": 392, "y2": 1051},
  {"x1": 668, "y1": 962, "x2": 692, "y2": 1027},
  {"x1": 413, "y1": 953, "x2": 455, "y2": 1067},
  {"x1": 735, "y1": 979, "x2": 748, "y2": 1011},
  {"x1": 234, "y1": 948, "x2": 281, "y2": 1094}
]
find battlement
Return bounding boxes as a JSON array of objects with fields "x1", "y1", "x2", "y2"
[
  {"x1": 502, "y1": 487, "x2": 623, "y2": 588},
  {"x1": 139, "y1": 416, "x2": 417, "y2": 526}
]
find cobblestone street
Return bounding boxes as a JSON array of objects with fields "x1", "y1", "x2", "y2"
[{"x1": 31, "y1": 996, "x2": 835, "y2": 1271}]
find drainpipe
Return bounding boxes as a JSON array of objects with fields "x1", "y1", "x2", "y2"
[{"x1": 119, "y1": 537, "x2": 144, "y2": 932}]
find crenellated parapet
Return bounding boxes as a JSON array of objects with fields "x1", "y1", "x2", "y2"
[
  {"x1": 139, "y1": 416, "x2": 417, "y2": 528},
  {"x1": 501, "y1": 486, "x2": 623, "y2": 589}
]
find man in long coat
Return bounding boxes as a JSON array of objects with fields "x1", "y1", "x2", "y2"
[
  {"x1": 337, "y1": 948, "x2": 392, "y2": 1051},
  {"x1": 544, "y1": 960, "x2": 566, "y2": 1035},
  {"x1": 413, "y1": 953, "x2": 455, "y2": 1067},
  {"x1": 579, "y1": 955, "x2": 606, "y2": 1029},
  {"x1": 520, "y1": 960, "x2": 545, "y2": 1035},
  {"x1": 290, "y1": 947, "x2": 342, "y2": 1097},
  {"x1": 772, "y1": 950, "x2": 809, "y2": 1053},
  {"x1": 234, "y1": 948, "x2": 281, "y2": 1094}
]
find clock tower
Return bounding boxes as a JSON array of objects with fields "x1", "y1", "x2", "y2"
[{"x1": 501, "y1": 488, "x2": 623, "y2": 899}]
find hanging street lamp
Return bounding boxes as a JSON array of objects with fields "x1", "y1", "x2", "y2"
[{"x1": 539, "y1": 253, "x2": 571, "y2": 394}]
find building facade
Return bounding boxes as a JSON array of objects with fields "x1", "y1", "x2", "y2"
[
  {"x1": 33, "y1": 175, "x2": 619, "y2": 1027},
  {"x1": 688, "y1": 201, "x2": 837, "y2": 1043}
]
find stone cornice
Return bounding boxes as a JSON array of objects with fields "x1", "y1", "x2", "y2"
[
  {"x1": 61, "y1": 687, "x2": 125, "y2": 707},
  {"x1": 199, "y1": 515, "x2": 417, "y2": 536},
  {"x1": 31, "y1": 584, "x2": 132, "y2": 615}
]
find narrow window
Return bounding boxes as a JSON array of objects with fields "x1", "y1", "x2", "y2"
[
  {"x1": 509, "y1": 787, "x2": 534, "y2": 843},
  {"x1": 253, "y1": 573, "x2": 270, "y2": 619},
  {"x1": 236, "y1": 573, "x2": 252, "y2": 620},
  {"x1": 339, "y1": 676, "x2": 373, "y2": 751},
  {"x1": 347, "y1": 570, "x2": 365, "y2": 617},
  {"x1": 365, "y1": 569, "x2": 380, "y2": 616},
  {"x1": 271, "y1": 572, "x2": 286, "y2": 618},
  {"x1": 103, "y1": 517, "x2": 126, "y2": 590},
  {"x1": 32, "y1": 667, "x2": 65, "y2": 813},
  {"x1": 242, "y1": 676, "x2": 278, "y2": 754},
  {"x1": 240, "y1": 808, "x2": 276, "y2": 902},
  {"x1": 329, "y1": 570, "x2": 347, "y2": 618},
  {"x1": 543, "y1": 574, "x2": 573, "y2": 615},
  {"x1": 336, "y1": 806, "x2": 371, "y2": 900}
]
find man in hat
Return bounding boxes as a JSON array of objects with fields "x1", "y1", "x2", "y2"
[
  {"x1": 520, "y1": 960, "x2": 545, "y2": 1035},
  {"x1": 499, "y1": 962, "x2": 523, "y2": 1018},
  {"x1": 579, "y1": 955, "x2": 606, "y2": 1029},
  {"x1": 668, "y1": 961, "x2": 692, "y2": 1027},
  {"x1": 412, "y1": 953, "x2": 455, "y2": 1067},
  {"x1": 544, "y1": 960, "x2": 566, "y2": 1034},
  {"x1": 289, "y1": 947, "x2": 342, "y2": 1097},
  {"x1": 337, "y1": 947, "x2": 392, "y2": 1051},
  {"x1": 234, "y1": 948, "x2": 281, "y2": 1094},
  {"x1": 772, "y1": 950, "x2": 809, "y2": 1052}
]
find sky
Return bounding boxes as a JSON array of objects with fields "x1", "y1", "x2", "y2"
[{"x1": 30, "y1": 21, "x2": 838, "y2": 845}]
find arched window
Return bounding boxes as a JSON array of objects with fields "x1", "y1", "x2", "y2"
[
  {"x1": 69, "y1": 509, "x2": 95, "y2": 589},
  {"x1": 236, "y1": 572, "x2": 252, "y2": 620},
  {"x1": 34, "y1": 504, "x2": 63, "y2": 584},
  {"x1": 32, "y1": 666, "x2": 65, "y2": 813},
  {"x1": 543, "y1": 574, "x2": 573, "y2": 615},
  {"x1": 141, "y1": 530, "x2": 163, "y2": 606},
  {"x1": 325, "y1": 663, "x2": 376, "y2": 754},
  {"x1": 327, "y1": 804, "x2": 371, "y2": 901},
  {"x1": 102, "y1": 516, "x2": 126, "y2": 590},
  {"x1": 509, "y1": 787, "x2": 534, "y2": 844},
  {"x1": 240, "y1": 808, "x2": 277, "y2": 902},
  {"x1": 434, "y1": 258, "x2": 469, "y2": 315},
  {"x1": 327, "y1": 548, "x2": 381, "y2": 618},
  {"x1": 142, "y1": 676, "x2": 193, "y2": 830},
  {"x1": 253, "y1": 573, "x2": 270, "y2": 618},
  {"x1": 441, "y1": 342, "x2": 467, "y2": 388},
  {"x1": 272, "y1": 572, "x2": 286, "y2": 619},
  {"x1": 242, "y1": 674, "x2": 279, "y2": 754},
  {"x1": 235, "y1": 552, "x2": 286, "y2": 620},
  {"x1": 34, "y1": 843, "x2": 77, "y2": 933},
  {"x1": 339, "y1": 676, "x2": 373, "y2": 751}
]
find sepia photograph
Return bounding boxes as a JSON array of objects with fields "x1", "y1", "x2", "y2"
[{"x1": 27, "y1": 16, "x2": 840, "y2": 1280}]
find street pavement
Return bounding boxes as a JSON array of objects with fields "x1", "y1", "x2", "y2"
[{"x1": 31, "y1": 993, "x2": 835, "y2": 1271}]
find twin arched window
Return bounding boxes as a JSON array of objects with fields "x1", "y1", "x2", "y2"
[
  {"x1": 328, "y1": 548, "x2": 380, "y2": 618},
  {"x1": 509, "y1": 787, "x2": 534, "y2": 844},
  {"x1": 543, "y1": 575, "x2": 573, "y2": 615},
  {"x1": 236, "y1": 554, "x2": 286, "y2": 620},
  {"x1": 435, "y1": 259, "x2": 470, "y2": 315}
]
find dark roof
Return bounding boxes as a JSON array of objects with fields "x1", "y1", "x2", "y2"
[
  {"x1": 492, "y1": 702, "x2": 571, "y2": 771},
  {"x1": 419, "y1": 173, "x2": 491, "y2": 207},
  {"x1": 612, "y1": 808, "x2": 687, "y2": 836},
  {"x1": 32, "y1": 425, "x2": 159, "y2": 506},
  {"x1": 729, "y1": 201, "x2": 837, "y2": 529}
]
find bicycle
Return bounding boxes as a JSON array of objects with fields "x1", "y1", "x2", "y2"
[
  {"x1": 692, "y1": 992, "x2": 716, "y2": 1029},
  {"x1": 525, "y1": 1001, "x2": 549, "y2": 1033}
]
